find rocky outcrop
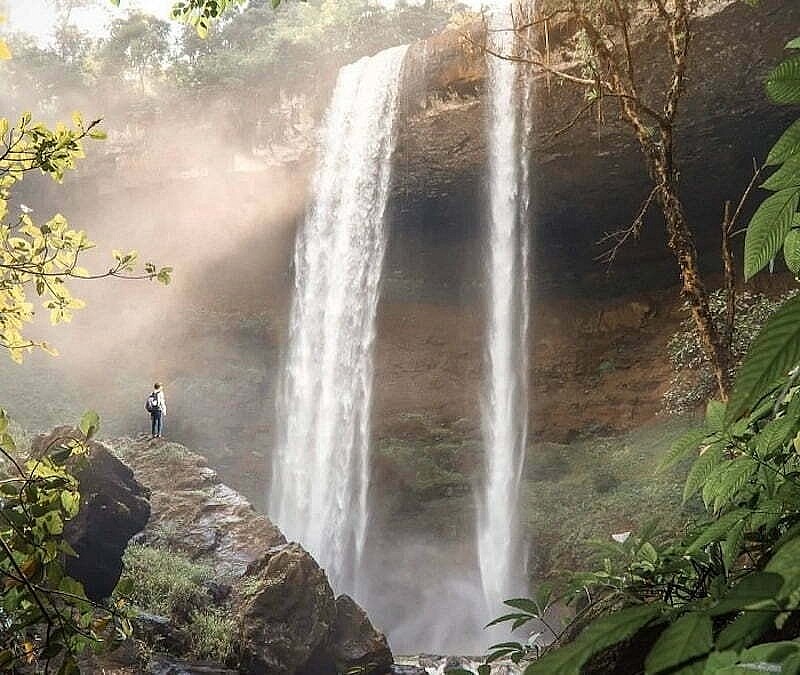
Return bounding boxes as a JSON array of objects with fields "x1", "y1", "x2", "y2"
[
  {"x1": 330, "y1": 594, "x2": 393, "y2": 674},
  {"x1": 235, "y1": 543, "x2": 337, "y2": 674},
  {"x1": 112, "y1": 437, "x2": 286, "y2": 577},
  {"x1": 32, "y1": 428, "x2": 150, "y2": 601},
  {"x1": 113, "y1": 436, "x2": 394, "y2": 674}
]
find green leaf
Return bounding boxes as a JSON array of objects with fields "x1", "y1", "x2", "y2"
[
  {"x1": 767, "y1": 54, "x2": 800, "y2": 104},
  {"x1": 765, "y1": 535, "x2": 800, "y2": 600},
  {"x1": 79, "y1": 410, "x2": 100, "y2": 440},
  {"x1": 716, "y1": 610, "x2": 774, "y2": 651},
  {"x1": 762, "y1": 153, "x2": 800, "y2": 191},
  {"x1": 788, "y1": 37, "x2": 800, "y2": 50},
  {"x1": 726, "y1": 294, "x2": 800, "y2": 423},
  {"x1": 660, "y1": 427, "x2": 709, "y2": 471},
  {"x1": 789, "y1": 226, "x2": 800, "y2": 275},
  {"x1": 683, "y1": 444, "x2": 724, "y2": 503},
  {"x1": 710, "y1": 572, "x2": 784, "y2": 616},
  {"x1": 767, "y1": 120, "x2": 800, "y2": 166},
  {"x1": 504, "y1": 598, "x2": 539, "y2": 615},
  {"x1": 644, "y1": 612, "x2": 712, "y2": 675},
  {"x1": 705, "y1": 400, "x2": 727, "y2": 432},
  {"x1": 525, "y1": 604, "x2": 664, "y2": 675},
  {"x1": 686, "y1": 509, "x2": 749, "y2": 554},
  {"x1": 744, "y1": 188, "x2": 800, "y2": 280}
]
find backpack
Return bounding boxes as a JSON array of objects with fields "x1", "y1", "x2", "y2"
[{"x1": 145, "y1": 393, "x2": 161, "y2": 413}]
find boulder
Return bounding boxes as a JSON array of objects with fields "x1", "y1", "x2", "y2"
[
  {"x1": 235, "y1": 543, "x2": 337, "y2": 675},
  {"x1": 330, "y1": 594, "x2": 393, "y2": 674},
  {"x1": 112, "y1": 436, "x2": 286, "y2": 577},
  {"x1": 32, "y1": 427, "x2": 150, "y2": 601}
]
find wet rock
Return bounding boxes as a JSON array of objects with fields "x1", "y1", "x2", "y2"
[
  {"x1": 235, "y1": 543, "x2": 337, "y2": 675},
  {"x1": 330, "y1": 594, "x2": 393, "y2": 674},
  {"x1": 147, "y1": 656, "x2": 238, "y2": 675},
  {"x1": 32, "y1": 427, "x2": 150, "y2": 601},
  {"x1": 390, "y1": 666, "x2": 427, "y2": 675},
  {"x1": 112, "y1": 437, "x2": 286, "y2": 577}
]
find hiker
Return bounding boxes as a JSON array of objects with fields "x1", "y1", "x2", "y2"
[{"x1": 145, "y1": 382, "x2": 167, "y2": 438}]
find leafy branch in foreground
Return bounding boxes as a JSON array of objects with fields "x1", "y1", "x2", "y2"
[
  {"x1": 0, "y1": 111, "x2": 172, "y2": 363},
  {"x1": 0, "y1": 411, "x2": 133, "y2": 673}
]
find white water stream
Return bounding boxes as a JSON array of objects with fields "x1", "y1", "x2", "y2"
[
  {"x1": 478, "y1": 4, "x2": 533, "y2": 614},
  {"x1": 270, "y1": 45, "x2": 408, "y2": 591}
]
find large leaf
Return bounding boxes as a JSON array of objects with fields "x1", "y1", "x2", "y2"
[
  {"x1": 524, "y1": 604, "x2": 664, "y2": 675},
  {"x1": 762, "y1": 153, "x2": 800, "y2": 191},
  {"x1": 744, "y1": 187, "x2": 800, "y2": 280},
  {"x1": 710, "y1": 572, "x2": 784, "y2": 616},
  {"x1": 767, "y1": 54, "x2": 800, "y2": 104},
  {"x1": 765, "y1": 534, "x2": 800, "y2": 600},
  {"x1": 767, "y1": 120, "x2": 800, "y2": 166},
  {"x1": 660, "y1": 427, "x2": 709, "y2": 471},
  {"x1": 644, "y1": 612, "x2": 712, "y2": 674},
  {"x1": 784, "y1": 224, "x2": 800, "y2": 274},
  {"x1": 686, "y1": 509, "x2": 749, "y2": 554},
  {"x1": 684, "y1": 444, "x2": 724, "y2": 503},
  {"x1": 726, "y1": 293, "x2": 800, "y2": 423},
  {"x1": 716, "y1": 610, "x2": 774, "y2": 651}
]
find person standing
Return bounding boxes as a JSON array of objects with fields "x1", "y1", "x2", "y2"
[{"x1": 146, "y1": 382, "x2": 167, "y2": 438}]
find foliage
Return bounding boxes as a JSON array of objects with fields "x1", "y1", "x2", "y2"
[
  {"x1": 0, "y1": 411, "x2": 132, "y2": 672},
  {"x1": 0, "y1": 19, "x2": 171, "y2": 672},
  {"x1": 478, "y1": 35, "x2": 800, "y2": 675},
  {"x1": 187, "y1": 607, "x2": 235, "y2": 662},
  {"x1": 0, "y1": 110, "x2": 172, "y2": 363},
  {"x1": 117, "y1": 544, "x2": 212, "y2": 619},
  {"x1": 664, "y1": 289, "x2": 798, "y2": 414},
  {"x1": 744, "y1": 37, "x2": 800, "y2": 281}
]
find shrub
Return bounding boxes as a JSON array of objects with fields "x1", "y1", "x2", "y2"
[
  {"x1": 663, "y1": 289, "x2": 797, "y2": 414},
  {"x1": 188, "y1": 608, "x2": 236, "y2": 662},
  {"x1": 118, "y1": 544, "x2": 211, "y2": 618}
]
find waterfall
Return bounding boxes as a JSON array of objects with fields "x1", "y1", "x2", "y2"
[
  {"x1": 270, "y1": 45, "x2": 408, "y2": 591},
  {"x1": 478, "y1": 5, "x2": 533, "y2": 613}
]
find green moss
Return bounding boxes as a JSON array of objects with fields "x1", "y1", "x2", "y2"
[{"x1": 377, "y1": 438, "x2": 471, "y2": 500}]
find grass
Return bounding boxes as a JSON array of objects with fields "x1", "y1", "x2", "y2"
[
  {"x1": 117, "y1": 543, "x2": 212, "y2": 618},
  {"x1": 187, "y1": 607, "x2": 236, "y2": 662}
]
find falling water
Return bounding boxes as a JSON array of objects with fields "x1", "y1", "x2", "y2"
[
  {"x1": 478, "y1": 4, "x2": 533, "y2": 613},
  {"x1": 270, "y1": 45, "x2": 408, "y2": 591}
]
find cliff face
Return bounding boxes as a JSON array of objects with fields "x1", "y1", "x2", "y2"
[{"x1": 386, "y1": 0, "x2": 800, "y2": 300}]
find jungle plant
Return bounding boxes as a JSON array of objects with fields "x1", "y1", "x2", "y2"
[{"x1": 478, "y1": 35, "x2": 800, "y2": 675}]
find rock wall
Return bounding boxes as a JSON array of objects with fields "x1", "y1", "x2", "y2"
[{"x1": 387, "y1": 0, "x2": 800, "y2": 300}]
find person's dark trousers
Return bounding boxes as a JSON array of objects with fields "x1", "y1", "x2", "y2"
[{"x1": 151, "y1": 411, "x2": 163, "y2": 437}]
